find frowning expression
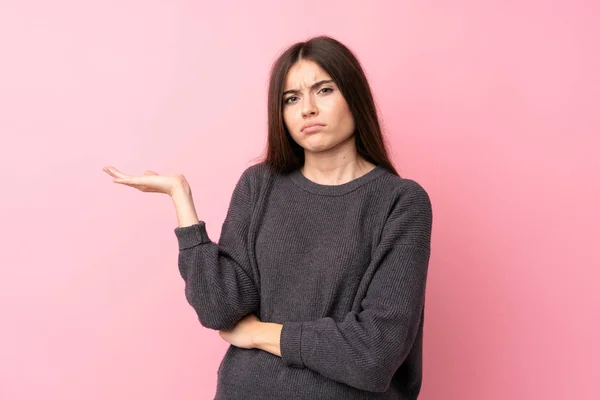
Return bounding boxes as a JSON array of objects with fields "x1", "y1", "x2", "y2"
[{"x1": 282, "y1": 59, "x2": 355, "y2": 153}]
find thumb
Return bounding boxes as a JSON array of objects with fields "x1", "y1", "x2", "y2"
[{"x1": 143, "y1": 170, "x2": 159, "y2": 176}]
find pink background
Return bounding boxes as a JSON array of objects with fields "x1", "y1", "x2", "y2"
[{"x1": 1, "y1": 1, "x2": 598, "y2": 399}]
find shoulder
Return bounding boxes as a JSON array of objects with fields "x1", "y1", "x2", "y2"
[
  {"x1": 376, "y1": 173, "x2": 433, "y2": 248},
  {"x1": 238, "y1": 161, "x2": 276, "y2": 187},
  {"x1": 378, "y1": 171, "x2": 432, "y2": 212},
  {"x1": 231, "y1": 161, "x2": 277, "y2": 201},
  {"x1": 396, "y1": 178, "x2": 431, "y2": 212},
  {"x1": 242, "y1": 161, "x2": 273, "y2": 178}
]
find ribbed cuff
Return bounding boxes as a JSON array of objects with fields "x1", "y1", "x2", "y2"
[
  {"x1": 280, "y1": 321, "x2": 305, "y2": 368},
  {"x1": 173, "y1": 222, "x2": 210, "y2": 250}
]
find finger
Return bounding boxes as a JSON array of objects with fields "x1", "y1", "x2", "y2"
[{"x1": 104, "y1": 166, "x2": 132, "y2": 180}]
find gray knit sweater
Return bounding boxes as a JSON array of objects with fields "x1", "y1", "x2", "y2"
[{"x1": 174, "y1": 162, "x2": 432, "y2": 399}]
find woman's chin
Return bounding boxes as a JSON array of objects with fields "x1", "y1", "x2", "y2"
[
  {"x1": 302, "y1": 135, "x2": 329, "y2": 147},
  {"x1": 303, "y1": 142, "x2": 331, "y2": 153}
]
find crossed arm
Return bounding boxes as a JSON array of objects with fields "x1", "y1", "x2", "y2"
[{"x1": 175, "y1": 173, "x2": 432, "y2": 393}]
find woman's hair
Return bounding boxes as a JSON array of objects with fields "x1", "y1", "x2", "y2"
[{"x1": 258, "y1": 35, "x2": 399, "y2": 176}]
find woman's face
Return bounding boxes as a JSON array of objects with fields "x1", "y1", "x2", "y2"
[{"x1": 282, "y1": 59, "x2": 355, "y2": 154}]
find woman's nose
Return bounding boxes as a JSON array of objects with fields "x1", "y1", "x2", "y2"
[{"x1": 302, "y1": 96, "x2": 318, "y2": 117}]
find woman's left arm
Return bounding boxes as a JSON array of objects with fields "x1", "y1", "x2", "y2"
[
  {"x1": 280, "y1": 245, "x2": 429, "y2": 393},
  {"x1": 248, "y1": 244, "x2": 427, "y2": 376}
]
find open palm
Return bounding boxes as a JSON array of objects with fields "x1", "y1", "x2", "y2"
[{"x1": 102, "y1": 166, "x2": 188, "y2": 197}]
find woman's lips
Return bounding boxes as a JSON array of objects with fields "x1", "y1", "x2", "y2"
[{"x1": 303, "y1": 124, "x2": 324, "y2": 133}]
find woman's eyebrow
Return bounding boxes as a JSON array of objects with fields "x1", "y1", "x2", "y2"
[{"x1": 283, "y1": 79, "x2": 334, "y2": 96}]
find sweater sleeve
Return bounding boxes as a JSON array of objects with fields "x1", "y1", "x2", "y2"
[
  {"x1": 279, "y1": 180, "x2": 433, "y2": 393},
  {"x1": 174, "y1": 167, "x2": 260, "y2": 331}
]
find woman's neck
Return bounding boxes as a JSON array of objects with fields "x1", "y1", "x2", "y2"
[{"x1": 300, "y1": 156, "x2": 376, "y2": 186}]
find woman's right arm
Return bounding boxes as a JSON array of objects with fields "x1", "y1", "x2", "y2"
[
  {"x1": 103, "y1": 165, "x2": 260, "y2": 331},
  {"x1": 171, "y1": 170, "x2": 260, "y2": 331}
]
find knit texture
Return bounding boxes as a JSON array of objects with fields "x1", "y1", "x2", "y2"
[{"x1": 174, "y1": 162, "x2": 433, "y2": 399}]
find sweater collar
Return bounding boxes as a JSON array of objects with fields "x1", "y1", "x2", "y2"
[{"x1": 288, "y1": 165, "x2": 387, "y2": 196}]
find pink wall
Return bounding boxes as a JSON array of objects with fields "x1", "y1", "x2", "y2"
[{"x1": 1, "y1": 1, "x2": 598, "y2": 399}]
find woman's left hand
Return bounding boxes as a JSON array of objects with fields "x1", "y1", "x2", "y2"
[{"x1": 218, "y1": 313, "x2": 261, "y2": 349}]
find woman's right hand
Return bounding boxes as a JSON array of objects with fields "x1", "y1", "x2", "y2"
[{"x1": 102, "y1": 166, "x2": 190, "y2": 197}]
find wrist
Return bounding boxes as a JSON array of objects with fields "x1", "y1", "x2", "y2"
[
  {"x1": 170, "y1": 180, "x2": 199, "y2": 228},
  {"x1": 170, "y1": 180, "x2": 192, "y2": 199},
  {"x1": 251, "y1": 321, "x2": 266, "y2": 348},
  {"x1": 253, "y1": 322, "x2": 283, "y2": 357}
]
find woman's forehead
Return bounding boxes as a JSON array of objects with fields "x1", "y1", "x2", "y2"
[{"x1": 284, "y1": 60, "x2": 332, "y2": 90}]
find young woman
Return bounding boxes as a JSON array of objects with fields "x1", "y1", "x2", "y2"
[{"x1": 103, "y1": 35, "x2": 433, "y2": 400}]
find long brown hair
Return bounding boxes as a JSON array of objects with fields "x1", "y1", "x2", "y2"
[{"x1": 257, "y1": 35, "x2": 399, "y2": 176}]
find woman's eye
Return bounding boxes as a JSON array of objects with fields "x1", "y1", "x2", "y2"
[{"x1": 284, "y1": 88, "x2": 332, "y2": 105}]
